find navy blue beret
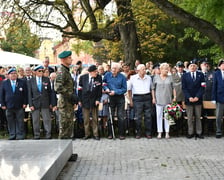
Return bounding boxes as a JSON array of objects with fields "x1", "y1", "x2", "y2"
[
  {"x1": 58, "y1": 51, "x2": 72, "y2": 59},
  {"x1": 188, "y1": 59, "x2": 198, "y2": 67},
  {"x1": 34, "y1": 65, "x2": 44, "y2": 71},
  {"x1": 88, "y1": 65, "x2": 97, "y2": 72},
  {"x1": 7, "y1": 68, "x2": 17, "y2": 74}
]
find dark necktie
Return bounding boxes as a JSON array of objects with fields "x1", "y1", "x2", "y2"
[{"x1": 192, "y1": 73, "x2": 195, "y2": 81}]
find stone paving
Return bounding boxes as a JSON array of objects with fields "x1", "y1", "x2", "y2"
[{"x1": 57, "y1": 136, "x2": 224, "y2": 180}]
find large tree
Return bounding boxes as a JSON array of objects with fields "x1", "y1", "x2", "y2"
[
  {"x1": 149, "y1": 0, "x2": 224, "y2": 52},
  {"x1": 0, "y1": 0, "x2": 141, "y2": 67},
  {"x1": 1, "y1": 0, "x2": 224, "y2": 65},
  {"x1": 0, "y1": 19, "x2": 40, "y2": 56}
]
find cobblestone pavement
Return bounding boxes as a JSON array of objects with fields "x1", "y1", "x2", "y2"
[{"x1": 57, "y1": 136, "x2": 224, "y2": 180}]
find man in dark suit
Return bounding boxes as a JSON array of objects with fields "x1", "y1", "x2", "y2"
[
  {"x1": 182, "y1": 60, "x2": 205, "y2": 139},
  {"x1": 43, "y1": 56, "x2": 54, "y2": 74},
  {"x1": 212, "y1": 59, "x2": 224, "y2": 138},
  {"x1": 78, "y1": 65, "x2": 102, "y2": 140},
  {"x1": 0, "y1": 68, "x2": 28, "y2": 140},
  {"x1": 27, "y1": 65, "x2": 55, "y2": 139}
]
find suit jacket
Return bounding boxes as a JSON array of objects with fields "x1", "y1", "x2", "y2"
[
  {"x1": 0, "y1": 78, "x2": 27, "y2": 109},
  {"x1": 212, "y1": 69, "x2": 224, "y2": 103},
  {"x1": 182, "y1": 71, "x2": 205, "y2": 105},
  {"x1": 28, "y1": 76, "x2": 52, "y2": 109},
  {"x1": 78, "y1": 74, "x2": 102, "y2": 109},
  {"x1": 50, "y1": 79, "x2": 57, "y2": 106}
]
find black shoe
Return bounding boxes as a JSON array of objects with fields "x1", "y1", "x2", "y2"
[
  {"x1": 108, "y1": 135, "x2": 113, "y2": 139},
  {"x1": 16, "y1": 138, "x2": 24, "y2": 140},
  {"x1": 8, "y1": 137, "x2": 16, "y2": 140},
  {"x1": 83, "y1": 136, "x2": 91, "y2": 140},
  {"x1": 216, "y1": 135, "x2": 222, "y2": 139},
  {"x1": 33, "y1": 137, "x2": 40, "y2": 140},
  {"x1": 94, "y1": 136, "x2": 100, "y2": 140},
  {"x1": 197, "y1": 134, "x2": 204, "y2": 139},
  {"x1": 119, "y1": 136, "x2": 125, "y2": 140},
  {"x1": 68, "y1": 154, "x2": 78, "y2": 162},
  {"x1": 187, "y1": 134, "x2": 194, "y2": 139}
]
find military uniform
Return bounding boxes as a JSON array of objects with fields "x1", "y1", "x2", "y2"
[{"x1": 55, "y1": 64, "x2": 75, "y2": 139}]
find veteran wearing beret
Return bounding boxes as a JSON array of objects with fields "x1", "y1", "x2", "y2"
[
  {"x1": 0, "y1": 68, "x2": 28, "y2": 140},
  {"x1": 78, "y1": 65, "x2": 102, "y2": 140},
  {"x1": 55, "y1": 50, "x2": 78, "y2": 139},
  {"x1": 27, "y1": 65, "x2": 54, "y2": 139},
  {"x1": 182, "y1": 60, "x2": 205, "y2": 139}
]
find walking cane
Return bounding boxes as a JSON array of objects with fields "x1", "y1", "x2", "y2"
[{"x1": 107, "y1": 97, "x2": 116, "y2": 139}]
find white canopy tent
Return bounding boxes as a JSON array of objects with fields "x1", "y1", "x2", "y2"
[{"x1": 0, "y1": 51, "x2": 42, "y2": 67}]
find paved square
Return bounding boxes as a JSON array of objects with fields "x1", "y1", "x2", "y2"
[{"x1": 58, "y1": 137, "x2": 224, "y2": 180}]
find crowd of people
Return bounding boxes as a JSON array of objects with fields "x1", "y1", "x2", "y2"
[{"x1": 0, "y1": 51, "x2": 224, "y2": 140}]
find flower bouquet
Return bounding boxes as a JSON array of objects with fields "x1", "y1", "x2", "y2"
[{"x1": 164, "y1": 102, "x2": 183, "y2": 125}]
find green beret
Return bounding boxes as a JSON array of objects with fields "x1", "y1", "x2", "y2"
[{"x1": 58, "y1": 51, "x2": 72, "y2": 59}]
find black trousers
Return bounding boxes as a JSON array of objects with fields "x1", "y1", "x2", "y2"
[{"x1": 108, "y1": 95, "x2": 125, "y2": 137}]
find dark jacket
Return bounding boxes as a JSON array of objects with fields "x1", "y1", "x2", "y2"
[
  {"x1": 27, "y1": 76, "x2": 53, "y2": 109},
  {"x1": 0, "y1": 78, "x2": 28, "y2": 109},
  {"x1": 182, "y1": 71, "x2": 205, "y2": 105},
  {"x1": 78, "y1": 74, "x2": 102, "y2": 109},
  {"x1": 212, "y1": 69, "x2": 224, "y2": 103}
]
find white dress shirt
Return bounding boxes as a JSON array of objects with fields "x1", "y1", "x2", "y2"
[{"x1": 128, "y1": 74, "x2": 152, "y2": 95}]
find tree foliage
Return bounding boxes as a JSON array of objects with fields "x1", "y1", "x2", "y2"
[
  {"x1": 1, "y1": 0, "x2": 224, "y2": 65},
  {"x1": 150, "y1": 0, "x2": 224, "y2": 64},
  {"x1": 0, "y1": 19, "x2": 41, "y2": 56},
  {"x1": 132, "y1": 0, "x2": 173, "y2": 62}
]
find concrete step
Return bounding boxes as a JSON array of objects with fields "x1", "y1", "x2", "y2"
[{"x1": 0, "y1": 139, "x2": 73, "y2": 180}]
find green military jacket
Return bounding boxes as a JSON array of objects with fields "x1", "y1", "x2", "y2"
[{"x1": 54, "y1": 64, "x2": 75, "y2": 107}]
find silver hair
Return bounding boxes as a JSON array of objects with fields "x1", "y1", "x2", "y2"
[
  {"x1": 137, "y1": 64, "x2": 145, "y2": 70},
  {"x1": 111, "y1": 62, "x2": 121, "y2": 69}
]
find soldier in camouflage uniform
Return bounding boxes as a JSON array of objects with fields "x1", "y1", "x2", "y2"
[{"x1": 55, "y1": 51, "x2": 78, "y2": 139}]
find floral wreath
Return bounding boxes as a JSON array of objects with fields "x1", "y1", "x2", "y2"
[{"x1": 164, "y1": 102, "x2": 184, "y2": 126}]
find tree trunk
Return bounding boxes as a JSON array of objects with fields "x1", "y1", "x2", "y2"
[
  {"x1": 116, "y1": 0, "x2": 141, "y2": 68},
  {"x1": 118, "y1": 22, "x2": 141, "y2": 68}
]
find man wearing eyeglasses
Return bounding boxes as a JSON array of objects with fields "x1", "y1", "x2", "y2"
[
  {"x1": 27, "y1": 65, "x2": 55, "y2": 139},
  {"x1": 0, "y1": 68, "x2": 28, "y2": 140}
]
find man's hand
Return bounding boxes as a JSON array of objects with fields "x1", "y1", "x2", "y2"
[
  {"x1": 109, "y1": 90, "x2": 115, "y2": 96},
  {"x1": 193, "y1": 97, "x2": 199, "y2": 102},
  {"x1": 95, "y1": 101, "x2": 100, "y2": 106},
  {"x1": 189, "y1": 97, "x2": 194, "y2": 102},
  {"x1": 30, "y1": 106, "x2": 35, "y2": 111}
]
